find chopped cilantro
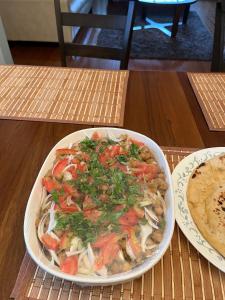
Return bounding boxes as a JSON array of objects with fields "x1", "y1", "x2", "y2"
[
  {"x1": 117, "y1": 155, "x2": 128, "y2": 164},
  {"x1": 79, "y1": 138, "x2": 97, "y2": 153},
  {"x1": 55, "y1": 212, "x2": 99, "y2": 245},
  {"x1": 51, "y1": 190, "x2": 59, "y2": 204},
  {"x1": 129, "y1": 143, "x2": 140, "y2": 158}
]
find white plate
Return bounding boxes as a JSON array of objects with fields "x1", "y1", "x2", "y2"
[
  {"x1": 172, "y1": 147, "x2": 225, "y2": 272},
  {"x1": 24, "y1": 127, "x2": 175, "y2": 285}
]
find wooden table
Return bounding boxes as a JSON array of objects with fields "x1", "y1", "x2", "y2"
[{"x1": 0, "y1": 71, "x2": 224, "y2": 300}]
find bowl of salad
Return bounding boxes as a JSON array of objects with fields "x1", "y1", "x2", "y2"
[{"x1": 24, "y1": 128, "x2": 174, "y2": 285}]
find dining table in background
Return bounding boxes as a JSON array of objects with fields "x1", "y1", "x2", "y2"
[{"x1": 0, "y1": 70, "x2": 224, "y2": 300}]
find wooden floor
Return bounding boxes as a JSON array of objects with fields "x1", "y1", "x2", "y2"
[{"x1": 9, "y1": 0, "x2": 215, "y2": 72}]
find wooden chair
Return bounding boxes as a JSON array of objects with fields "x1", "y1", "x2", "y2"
[
  {"x1": 54, "y1": 0, "x2": 136, "y2": 69},
  {"x1": 211, "y1": 0, "x2": 225, "y2": 71}
]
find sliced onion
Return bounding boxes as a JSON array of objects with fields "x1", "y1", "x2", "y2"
[
  {"x1": 49, "y1": 231, "x2": 60, "y2": 242},
  {"x1": 145, "y1": 207, "x2": 159, "y2": 222},
  {"x1": 63, "y1": 171, "x2": 73, "y2": 181},
  {"x1": 140, "y1": 224, "x2": 153, "y2": 252},
  {"x1": 126, "y1": 240, "x2": 136, "y2": 261},
  {"x1": 87, "y1": 243, "x2": 95, "y2": 266},
  {"x1": 78, "y1": 249, "x2": 87, "y2": 266},
  {"x1": 118, "y1": 250, "x2": 125, "y2": 261},
  {"x1": 37, "y1": 213, "x2": 49, "y2": 241},
  {"x1": 49, "y1": 249, "x2": 60, "y2": 266},
  {"x1": 66, "y1": 249, "x2": 84, "y2": 257},
  {"x1": 63, "y1": 163, "x2": 77, "y2": 173},
  {"x1": 146, "y1": 244, "x2": 157, "y2": 250},
  {"x1": 47, "y1": 202, "x2": 56, "y2": 233},
  {"x1": 145, "y1": 208, "x2": 159, "y2": 229},
  {"x1": 40, "y1": 187, "x2": 47, "y2": 207}
]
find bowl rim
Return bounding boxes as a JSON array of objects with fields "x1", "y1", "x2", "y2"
[{"x1": 24, "y1": 127, "x2": 175, "y2": 284}]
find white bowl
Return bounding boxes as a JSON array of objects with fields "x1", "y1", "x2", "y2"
[{"x1": 24, "y1": 127, "x2": 175, "y2": 286}]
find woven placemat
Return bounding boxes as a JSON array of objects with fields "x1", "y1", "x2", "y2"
[
  {"x1": 188, "y1": 72, "x2": 225, "y2": 131},
  {"x1": 11, "y1": 147, "x2": 225, "y2": 300},
  {"x1": 0, "y1": 65, "x2": 129, "y2": 126}
]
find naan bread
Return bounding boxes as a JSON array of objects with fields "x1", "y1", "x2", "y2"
[{"x1": 187, "y1": 154, "x2": 225, "y2": 257}]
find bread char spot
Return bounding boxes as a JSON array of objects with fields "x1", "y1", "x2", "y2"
[
  {"x1": 197, "y1": 162, "x2": 205, "y2": 169},
  {"x1": 192, "y1": 169, "x2": 202, "y2": 179},
  {"x1": 216, "y1": 192, "x2": 225, "y2": 215}
]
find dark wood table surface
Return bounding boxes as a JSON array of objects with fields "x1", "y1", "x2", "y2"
[{"x1": 0, "y1": 71, "x2": 224, "y2": 300}]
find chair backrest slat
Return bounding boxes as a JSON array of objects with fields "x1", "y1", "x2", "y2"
[
  {"x1": 54, "y1": 0, "x2": 136, "y2": 69},
  {"x1": 64, "y1": 43, "x2": 123, "y2": 60},
  {"x1": 61, "y1": 12, "x2": 127, "y2": 30}
]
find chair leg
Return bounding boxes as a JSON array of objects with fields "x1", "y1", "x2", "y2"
[
  {"x1": 120, "y1": 1, "x2": 136, "y2": 70},
  {"x1": 183, "y1": 4, "x2": 190, "y2": 25},
  {"x1": 60, "y1": 50, "x2": 67, "y2": 67},
  {"x1": 141, "y1": 4, "x2": 146, "y2": 21},
  {"x1": 211, "y1": 3, "x2": 225, "y2": 72},
  {"x1": 171, "y1": 5, "x2": 185, "y2": 38}
]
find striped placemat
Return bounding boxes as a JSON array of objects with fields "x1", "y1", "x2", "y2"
[
  {"x1": 188, "y1": 72, "x2": 225, "y2": 131},
  {"x1": 0, "y1": 65, "x2": 129, "y2": 126},
  {"x1": 11, "y1": 147, "x2": 225, "y2": 300}
]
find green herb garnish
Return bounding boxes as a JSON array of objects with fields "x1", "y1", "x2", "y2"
[
  {"x1": 51, "y1": 190, "x2": 59, "y2": 204},
  {"x1": 79, "y1": 138, "x2": 97, "y2": 153},
  {"x1": 55, "y1": 212, "x2": 99, "y2": 245},
  {"x1": 129, "y1": 143, "x2": 140, "y2": 158},
  {"x1": 117, "y1": 155, "x2": 128, "y2": 164}
]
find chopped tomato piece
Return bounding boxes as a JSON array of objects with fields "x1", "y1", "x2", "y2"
[
  {"x1": 41, "y1": 233, "x2": 59, "y2": 250},
  {"x1": 83, "y1": 195, "x2": 96, "y2": 210},
  {"x1": 92, "y1": 233, "x2": 118, "y2": 249},
  {"x1": 95, "y1": 240, "x2": 120, "y2": 270},
  {"x1": 52, "y1": 158, "x2": 69, "y2": 179},
  {"x1": 99, "y1": 153, "x2": 108, "y2": 166},
  {"x1": 119, "y1": 209, "x2": 138, "y2": 226},
  {"x1": 114, "y1": 204, "x2": 125, "y2": 212},
  {"x1": 67, "y1": 166, "x2": 78, "y2": 179},
  {"x1": 109, "y1": 145, "x2": 121, "y2": 158},
  {"x1": 60, "y1": 256, "x2": 78, "y2": 275},
  {"x1": 72, "y1": 158, "x2": 80, "y2": 164},
  {"x1": 42, "y1": 177, "x2": 61, "y2": 193},
  {"x1": 94, "y1": 254, "x2": 104, "y2": 270},
  {"x1": 132, "y1": 162, "x2": 159, "y2": 179},
  {"x1": 63, "y1": 183, "x2": 78, "y2": 197},
  {"x1": 77, "y1": 162, "x2": 87, "y2": 172},
  {"x1": 92, "y1": 131, "x2": 102, "y2": 141},
  {"x1": 121, "y1": 225, "x2": 133, "y2": 234},
  {"x1": 80, "y1": 153, "x2": 90, "y2": 162},
  {"x1": 56, "y1": 148, "x2": 76, "y2": 155},
  {"x1": 60, "y1": 201, "x2": 80, "y2": 213},
  {"x1": 58, "y1": 195, "x2": 66, "y2": 204},
  {"x1": 84, "y1": 209, "x2": 102, "y2": 223}
]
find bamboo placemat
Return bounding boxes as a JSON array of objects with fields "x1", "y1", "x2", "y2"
[
  {"x1": 10, "y1": 147, "x2": 225, "y2": 300},
  {"x1": 0, "y1": 65, "x2": 129, "y2": 126},
  {"x1": 188, "y1": 72, "x2": 225, "y2": 131}
]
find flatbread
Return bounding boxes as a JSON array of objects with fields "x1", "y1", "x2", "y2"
[{"x1": 187, "y1": 154, "x2": 225, "y2": 257}]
